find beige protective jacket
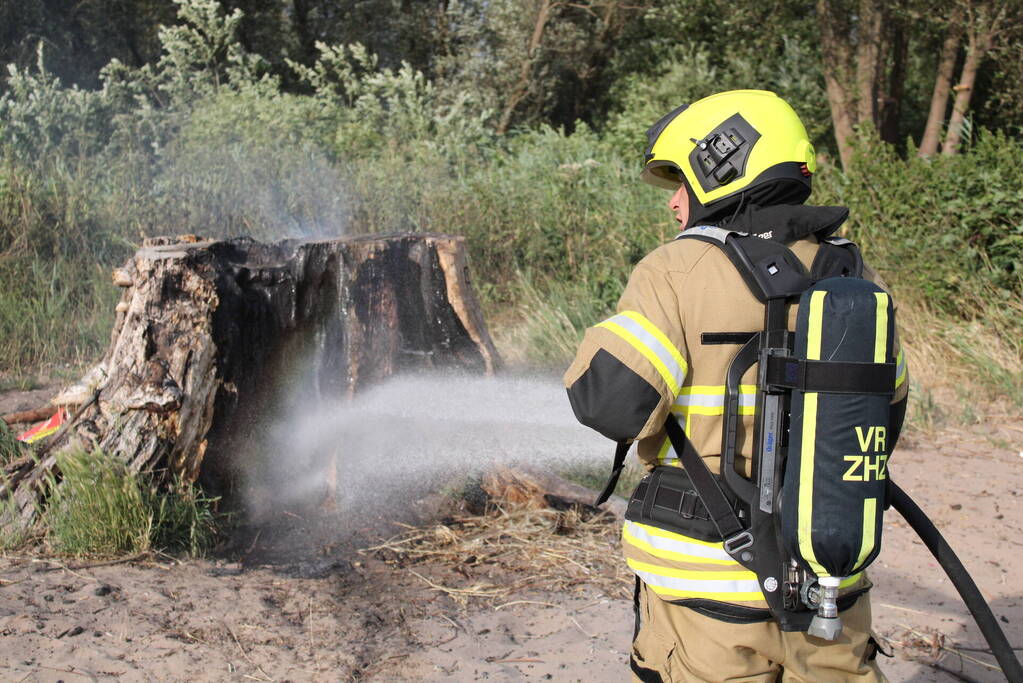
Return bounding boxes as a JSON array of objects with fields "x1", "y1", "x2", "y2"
[{"x1": 564, "y1": 212, "x2": 908, "y2": 612}]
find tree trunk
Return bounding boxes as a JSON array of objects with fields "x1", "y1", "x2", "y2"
[
  {"x1": 816, "y1": 0, "x2": 857, "y2": 168},
  {"x1": 854, "y1": 0, "x2": 883, "y2": 127},
  {"x1": 291, "y1": 0, "x2": 317, "y2": 65},
  {"x1": 919, "y1": 11, "x2": 962, "y2": 157},
  {"x1": 2, "y1": 233, "x2": 500, "y2": 529},
  {"x1": 943, "y1": 3, "x2": 1001, "y2": 155}
]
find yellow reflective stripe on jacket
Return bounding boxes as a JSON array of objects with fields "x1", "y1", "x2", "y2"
[
  {"x1": 672, "y1": 384, "x2": 756, "y2": 416},
  {"x1": 623, "y1": 520, "x2": 864, "y2": 603},
  {"x1": 657, "y1": 385, "x2": 755, "y2": 464},
  {"x1": 627, "y1": 558, "x2": 765, "y2": 602},
  {"x1": 623, "y1": 520, "x2": 737, "y2": 565},
  {"x1": 596, "y1": 311, "x2": 687, "y2": 396},
  {"x1": 895, "y1": 349, "x2": 907, "y2": 389}
]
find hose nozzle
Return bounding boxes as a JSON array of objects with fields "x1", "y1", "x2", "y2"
[{"x1": 807, "y1": 576, "x2": 843, "y2": 640}]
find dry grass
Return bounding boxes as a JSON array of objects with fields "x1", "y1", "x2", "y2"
[
  {"x1": 880, "y1": 624, "x2": 1008, "y2": 680},
  {"x1": 359, "y1": 500, "x2": 632, "y2": 606},
  {"x1": 896, "y1": 293, "x2": 1023, "y2": 431}
]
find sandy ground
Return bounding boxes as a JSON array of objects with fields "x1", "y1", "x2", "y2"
[{"x1": 1, "y1": 401, "x2": 1021, "y2": 681}]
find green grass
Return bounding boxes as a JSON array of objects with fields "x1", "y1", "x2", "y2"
[
  {"x1": 0, "y1": 420, "x2": 24, "y2": 467},
  {"x1": 43, "y1": 449, "x2": 219, "y2": 557},
  {"x1": 0, "y1": 257, "x2": 119, "y2": 382},
  {"x1": 0, "y1": 424, "x2": 30, "y2": 550}
]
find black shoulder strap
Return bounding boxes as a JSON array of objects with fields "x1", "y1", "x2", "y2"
[
  {"x1": 678, "y1": 227, "x2": 813, "y2": 302},
  {"x1": 811, "y1": 237, "x2": 863, "y2": 279},
  {"x1": 595, "y1": 441, "x2": 631, "y2": 506},
  {"x1": 664, "y1": 414, "x2": 748, "y2": 546}
]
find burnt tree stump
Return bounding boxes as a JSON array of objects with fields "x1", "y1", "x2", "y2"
[{"x1": 2, "y1": 233, "x2": 499, "y2": 527}]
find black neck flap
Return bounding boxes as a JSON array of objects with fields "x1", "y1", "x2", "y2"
[{"x1": 717, "y1": 204, "x2": 850, "y2": 244}]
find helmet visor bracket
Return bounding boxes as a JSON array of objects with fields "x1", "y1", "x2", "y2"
[{"x1": 688, "y1": 113, "x2": 761, "y2": 193}]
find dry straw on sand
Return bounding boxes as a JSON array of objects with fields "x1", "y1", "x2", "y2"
[{"x1": 359, "y1": 501, "x2": 632, "y2": 606}]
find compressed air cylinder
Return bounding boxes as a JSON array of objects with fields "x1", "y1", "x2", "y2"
[{"x1": 781, "y1": 277, "x2": 895, "y2": 582}]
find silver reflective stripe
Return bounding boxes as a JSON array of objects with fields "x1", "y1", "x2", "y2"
[
  {"x1": 824, "y1": 237, "x2": 854, "y2": 246},
  {"x1": 676, "y1": 225, "x2": 744, "y2": 243},
  {"x1": 630, "y1": 566, "x2": 762, "y2": 595},
  {"x1": 674, "y1": 391, "x2": 755, "y2": 409},
  {"x1": 601, "y1": 313, "x2": 686, "y2": 392},
  {"x1": 624, "y1": 521, "x2": 734, "y2": 562}
]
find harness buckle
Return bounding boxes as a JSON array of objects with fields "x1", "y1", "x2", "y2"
[
  {"x1": 679, "y1": 491, "x2": 699, "y2": 519},
  {"x1": 723, "y1": 530, "x2": 754, "y2": 555}
]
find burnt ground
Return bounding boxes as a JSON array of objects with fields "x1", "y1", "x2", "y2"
[{"x1": 1, "y1": 384, "x2": 1021, "y2": 682}]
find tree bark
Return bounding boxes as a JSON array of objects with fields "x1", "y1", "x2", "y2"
[
  {"x1": 2, "y1": 233, "x2": 500, "y2": 529},
  {"x1": 290, "y1": 0, "x2": 317, "y2": 65},
  {"x1": 943, "y1": 3, "x2": 1002, "y2": 155},
  {"x1": 816, "y1": 0, "x2": 857, "y2": 168},
  {"x1": 919, "y1": 10, "x2": 963, "y2": 157},
  {"x1": 817, "y1": 0, "x2": 916, "y2": 167},
  {"x1": 854, "y1": 0, "x2": 883, "y2": 127}
]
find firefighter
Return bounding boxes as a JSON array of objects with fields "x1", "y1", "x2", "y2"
[{"x1": 564, "y1": 90, "x2": 909, "y2": 682}]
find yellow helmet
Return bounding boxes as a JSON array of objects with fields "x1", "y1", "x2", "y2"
[{"x1": 641, "y1": 90, "x2": 816, "y2": 225}]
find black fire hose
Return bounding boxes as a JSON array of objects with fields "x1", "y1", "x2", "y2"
[{"x1": 889, "y1": 480, "x2": 1023, "y2": 682}]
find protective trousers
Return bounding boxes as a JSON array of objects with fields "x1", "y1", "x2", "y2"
[{"x1": 631, "y1": 581, "x2": 886, "y2": 682}]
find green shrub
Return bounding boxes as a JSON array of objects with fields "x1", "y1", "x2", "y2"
[
  {"x1": 603, "y1": 39, "x2": 831, "y2": 158},
  {"x1": 152, "y1": 91, "x2": 349, "y2": 240},
  {"x1": 0, "y1": 257, "x2": 118, "y2": 378},
  {"x1": 44, "y1": 449, "x2": 218, "y2": 556},
  {"x1": 494, "y1": 275, "x2": 618, "y2": 368},
  {"x1": 815, "y1": 132, "x2": 1023, "y2": 315}
]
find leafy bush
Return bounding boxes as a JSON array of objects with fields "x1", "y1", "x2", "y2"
[
  {"x1": 152, "y1": 92, "x2": 349, "y2": 240},
  {"x1": 604, "y1": 39, "x2": 831, "y2": 158},
  {"x1": 817, "y1": 132, "x2": 1023, "y2": 309},
  {"x1": 45, "y1": 449, "x2": 218, "y2": 556}
]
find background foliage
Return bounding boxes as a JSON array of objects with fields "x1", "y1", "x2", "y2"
[{"x1": 0, "y1": 0, "x2": 1020, "y2": 426}]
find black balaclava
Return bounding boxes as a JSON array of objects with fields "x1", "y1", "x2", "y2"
[{"x1": 682, "y1": 175, "x2": 813, "y2": 230}]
